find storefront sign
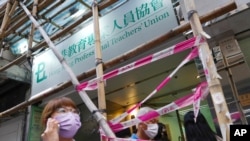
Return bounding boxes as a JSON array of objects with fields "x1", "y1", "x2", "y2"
[
  {"x1": 28, "y1": 106, "x2": 43, "y2": 141},
  {"x1": 219, "y1": 36, "x2": 242, "y2": 58},
  {"x1": 31, "y1": 0, "x2": 178, "y2": 95}
]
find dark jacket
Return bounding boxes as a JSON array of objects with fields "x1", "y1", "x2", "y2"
[{"x1": 154, "y1": 123, "x2": 170, "y2": 141}]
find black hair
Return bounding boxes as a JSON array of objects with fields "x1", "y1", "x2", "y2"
[
  {"x1": 184, "y1": 111, "x2": 218, "y2": 141},
  {"x1": 154, "y1": 122, "x2": 170, "y2": 141}
]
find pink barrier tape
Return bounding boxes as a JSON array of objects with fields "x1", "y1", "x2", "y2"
[
  {"x1": 156, "y1": 47, "x2": 198, "y2": 91},
  {"x1": 109, "y1": 82, "x2": 208, "y2": 132},
  {"x1": 109, "y1": 48, "x2": 199, "y2": 124},
  {"x1": 193, "y1": 82, "x2": 208, "y2": 122},
  {"x1": 199, "y1": 44, "x2": 222, "y2": 81},
  {"x1": 214, "y1": 111, "x2": 241, "y2": 123},
  {"x1": 76, "y1": 37, "x2": 203, "y2": 91},
  {"x1": 101, "y1": 134, "x2": 149, "y2": 141},
  {"x1": 231, "y1": 112, "x2": 241, "y2": 122},
  {"x1": 194, "y1": 85, "x2": 202, "y2": 122}
]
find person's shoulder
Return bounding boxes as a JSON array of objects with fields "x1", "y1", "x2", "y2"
[{"x1": 131, "y1": 133, "x2": 139, "y2": 139}]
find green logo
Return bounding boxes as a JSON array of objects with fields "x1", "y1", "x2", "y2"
[{"x1": 35, "y1": 62, "x2": 47, "y2": 83}]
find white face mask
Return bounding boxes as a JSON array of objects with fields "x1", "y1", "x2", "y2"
[{"x1": 144, "y1": 123, "x2": 159, "y2": 139}]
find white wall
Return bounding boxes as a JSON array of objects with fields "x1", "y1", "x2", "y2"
[
  {"x1": 0, "y1": 116, "x2": 24, "y2": 141},
  {"x1": 180, "y1": 0, "x2": 250, "y2": 21}
]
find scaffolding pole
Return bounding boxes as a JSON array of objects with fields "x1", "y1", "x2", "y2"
[
  {"x1": 92, "y1": 0, "x2": 116, "y2": 139},
  {"x1": 184, "y1": 0, "x2": 232, "y2": 140},
  {"x1": 92, "y1": 0, "x2": 108, "y2": 119},
  {"x1": 0, "y1": 0, "x2": 18, "y2": 38},
  {"x1": 27, "y1": 0, "x2": 39, "y2": 59},
  {"x1": 19, "y1": 2, "x2": 115, "y2": 137}
]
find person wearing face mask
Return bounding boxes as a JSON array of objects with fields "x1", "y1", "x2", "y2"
[
  {"x1": 131, "y1": 107, "x2": 159, "y2": 140},
  {"x1": 41, "y1": 97, "x2": 81, "y2": 141}
]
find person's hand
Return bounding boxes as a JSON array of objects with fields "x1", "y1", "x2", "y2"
[{"x1": 41, "y1": 118, "x2": 60, "y2": 141}]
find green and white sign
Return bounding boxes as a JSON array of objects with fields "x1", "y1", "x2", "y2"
[
  {"x1": 31, "y1": 0, "x2": 178, "y2": 96},
  {"x1": 28, "y1": 106, "x2": 43, "y2": 141}
]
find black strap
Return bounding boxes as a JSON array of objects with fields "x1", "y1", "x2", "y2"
[
  {"x1": 95, "y1": 58, "x2": 103, "y2": 66},
  {"x1": 187, "y1": 10, "x2": 197, "y2": 20},
  {"x1": 92, "y1": 109, "x2": 106, "y2": 115}
]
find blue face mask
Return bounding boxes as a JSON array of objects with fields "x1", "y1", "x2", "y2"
[{"x1": 55, "y1": 112, "x2": 81, "y2": 138}]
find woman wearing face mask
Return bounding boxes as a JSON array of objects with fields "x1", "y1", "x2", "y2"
[
  {"x1": 41, "y1": 97, "x2": 81, "y2": 141},
  {"x1": 131, "y1": 107, "x2": 159, "y2": 140}
]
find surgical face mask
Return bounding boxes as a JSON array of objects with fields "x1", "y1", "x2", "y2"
[
  {"x1": 55, "y1": 112, "x2": 81, "y2": 138},
  {"x1": 143, "y1": 123, "x2": 159, "y2": 139}
]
